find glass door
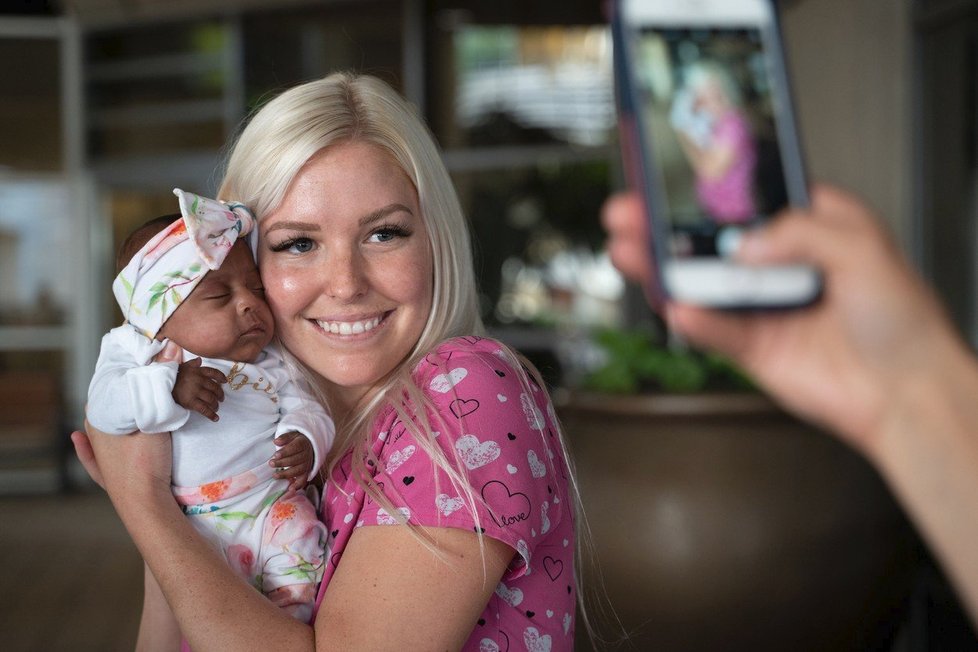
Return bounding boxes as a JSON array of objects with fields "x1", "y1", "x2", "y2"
[{"x1": 0, "y1": 16, "x2": 96, "y2": 493}]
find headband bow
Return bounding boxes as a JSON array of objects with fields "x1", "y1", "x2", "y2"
[{"x1": 112, "y1": 188, "x2": 256, "y2": 339}]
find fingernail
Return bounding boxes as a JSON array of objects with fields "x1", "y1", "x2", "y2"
[{"x1": 737, "y1": 230, "x2": 767, "y2": 260}]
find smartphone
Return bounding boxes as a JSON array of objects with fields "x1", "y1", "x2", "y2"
[{"x1": 612, "y1": 0, "x2": 821, "y2": 308}]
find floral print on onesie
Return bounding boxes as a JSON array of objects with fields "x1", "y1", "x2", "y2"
[{"x1": 315, "y1": 337, "x2": 576, "y2": 651}]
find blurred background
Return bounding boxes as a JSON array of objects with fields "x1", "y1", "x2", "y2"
[{"x1": 0, "y1": 0, "x2": 976, "y2": 649}]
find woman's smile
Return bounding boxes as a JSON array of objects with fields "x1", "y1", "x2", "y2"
[{"x1": 312, "y1": 311, "x2": 389, "y2": 337}]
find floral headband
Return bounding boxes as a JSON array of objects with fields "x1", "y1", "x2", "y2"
[{"x1": 113, "y1": 188, "x2": 255, "y2": 339}]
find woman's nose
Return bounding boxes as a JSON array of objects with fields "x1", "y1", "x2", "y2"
[{"x1": 323, "y1": 248, "x2": 367, "y2": 301}]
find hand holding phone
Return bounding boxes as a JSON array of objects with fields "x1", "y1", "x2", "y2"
[{"x1": 613, "y1": 0, "x2": 821, "y2": 308}]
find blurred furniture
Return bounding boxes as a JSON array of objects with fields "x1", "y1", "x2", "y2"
[
  {"x1": 0, "y1": 371, "x2": 66, "y2": 493},
  {"x1": 560, "y1": 392, "x2": 921, "y2": 652}
]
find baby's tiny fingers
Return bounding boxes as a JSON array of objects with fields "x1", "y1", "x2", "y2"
[
  {"x1": 271, "y1": 450, "x2": 310, "y2": 468},
  {"x1": 274, "y1": 431, "x2": 300, "y2": 446},
  {"x1": 199, "y1": 366, "x2": 229, "y2": 384},
  {"x1": 193, "y1": 400, "x2": 219, "y2": 422},
  {"x1": 275, "y1": 460, "x2": 310, "y2": 478},
  {"x1": 208, "y1": 379, "x2": 225, "y2": 402},
  {"x1": 197, "y1": 388, "x2": 223, "y2": 412}
]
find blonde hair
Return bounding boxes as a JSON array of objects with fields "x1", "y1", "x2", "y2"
[
  {"x1": 218, "y1": 71, "x2": 609, "y2": 643},
  {"x1": 218, "y1": 71, "x2": 486, "y2": 464},
  {"x1": 685, "y1": 60, "x2": 743, "y2": 108}
]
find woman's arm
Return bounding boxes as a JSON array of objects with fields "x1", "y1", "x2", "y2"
[
  {"x1": 604, "y1": 185, "x2": 978, "y2": 624},
  {"x1": 316, "y1": 525, "x2": 513, "y2": 649},
  {"x1": 84, "y1": 426, "x2": 313, "y2": 650},
  {"x1": 136, "y1": 562, "x2": 181, "y2": 652},
  {"x1": 79, "y1": 425, "x2": 514, "y2": 651}
]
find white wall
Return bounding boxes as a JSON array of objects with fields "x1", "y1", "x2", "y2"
[{"x1": 781, "y1": 0, "x2": 913, "y2": 246}]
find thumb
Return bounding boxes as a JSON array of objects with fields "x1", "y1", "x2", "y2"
[
  {"x1": 153, "y1": 340, "x2": 184, "y2": 364},
  {"x1": 735, "y1": 210, "x2": 838, "y2": 269},
  {"x1": 666, "y1": 303, "x2": 756, "y2": 363}
]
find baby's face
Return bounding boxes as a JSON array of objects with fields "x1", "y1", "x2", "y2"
[{"x1": 158, "y1": 241, "x2": 274, "y2": 362}]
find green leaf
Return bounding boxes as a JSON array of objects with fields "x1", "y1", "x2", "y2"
[
  {"x1": 216, "y1": 511, "x2": 257, "y2": 521},
  {"x1": 119, "y1": 276, "x2": 134, "y2": 300},
  {"x1": 259, "y1": 491, "x2": 287, "y2": 512}
]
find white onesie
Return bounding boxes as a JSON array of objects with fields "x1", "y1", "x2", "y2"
[{"x1": 87, "y1": 324, "x2": 334, "y2": 622}]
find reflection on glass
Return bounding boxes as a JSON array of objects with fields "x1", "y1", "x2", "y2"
[
  {"x1": 453, "y1": 161, "x2": 621, "y2": 330},
  {"x1": 243, "y1": 1, "x2": 403, "y2": 108},
  {"x1": 633, "y1": 28, "x2": 788, "y2": 257},
  {"x1": 87, "y1": 21, "x2": 230, "y2": 159},
  {"x1": 0, "y1": 180, "x2": 73, "y2": 326},
  {"x1": 0, "y1": 39, "x2": 62, "y2": 172},
  {"x1": 451, "y1": 26, "x2": 614, "y2": 148}
]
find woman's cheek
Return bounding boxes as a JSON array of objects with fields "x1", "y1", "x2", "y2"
[{"x1": 262, "y1": 267, "x2": 304, "y2": 323}]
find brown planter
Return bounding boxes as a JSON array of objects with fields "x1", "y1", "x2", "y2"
[{"x1": 559, "y1": 392, "x2": 920, "y2": 651}]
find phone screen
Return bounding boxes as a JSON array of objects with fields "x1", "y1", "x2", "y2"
[{"x1": 626, "y1": 25, "x2": 795, "y2": 260}]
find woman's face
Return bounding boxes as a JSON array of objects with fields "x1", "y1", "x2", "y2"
[
  {"x1": 693, "y1": 77, "x2": 728, "y2": 116},
  {"x1": 257, "y1": 141, "x2": 433, "y2": 412}
]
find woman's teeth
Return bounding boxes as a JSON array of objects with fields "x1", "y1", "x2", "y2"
[{"x1": 316, "y1": 316, "x2": 382, "y2": 336}]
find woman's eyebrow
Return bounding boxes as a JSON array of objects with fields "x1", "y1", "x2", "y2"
[
  {"x1": 262, "y1": 220, "x2": 321, "y2": 235},
  {"x1": 360, "y1": 203, "x2": 413, "y2": 227}
]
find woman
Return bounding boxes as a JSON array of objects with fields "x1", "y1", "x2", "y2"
[
  {"x1": 671, "y1": 61, "x2": 757, "y2": 224},
  {"x1": 76, "y1": 72, "x2": 582, "y2": 651}
]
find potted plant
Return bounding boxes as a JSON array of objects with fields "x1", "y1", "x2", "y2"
[{"x1": 560, "y1": 327, "x2": 921, "y2": 651}]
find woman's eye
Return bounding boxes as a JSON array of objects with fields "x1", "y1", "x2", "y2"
[
  {"x1": 270, "y1": 237, "x2": 314, "y2": 254},
  {"x1": 369, "y1": 225, "x2": 410, "y2": 244}
]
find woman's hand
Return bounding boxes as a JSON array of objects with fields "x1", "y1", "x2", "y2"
[
  {"x1": 602, "y1": 185, "x2": 965, "y2": 455},
  {"x1": 70, "y1": 429, "x2": 104, "y2": 489},
  {"x1": 73, "y1": 340, "x2": 182, "y2": 498}
]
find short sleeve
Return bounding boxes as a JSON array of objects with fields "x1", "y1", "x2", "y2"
[{"x1": 356, "y1": 337, "x2": 569, "y2": 580}]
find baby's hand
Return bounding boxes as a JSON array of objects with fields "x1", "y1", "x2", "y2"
[
  {"x1": 172, "y1": 358, "x2": 227, "y2": 422},
  {"x1": 271, "y1": 432, "x2": 314, "y2": 491}
]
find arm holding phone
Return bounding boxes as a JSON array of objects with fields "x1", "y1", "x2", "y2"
[{"x1": 603, "y1": 185, "x2": 978, "y2": 626}]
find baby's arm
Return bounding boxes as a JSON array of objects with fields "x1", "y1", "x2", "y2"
[
  {"x1": 263, "y1": 348, "x2": 335, "y2": 481},
  {"x1": 88, "y1": 329, "x2": 191, "y2": 435},
  {"x1": 170, "y1": 357, "x2": 227, "y2": 422}
]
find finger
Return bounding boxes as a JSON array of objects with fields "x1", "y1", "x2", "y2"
[
  {"x1": 600, "y1": 192, "x2": 646, "y2": 237},
  {"x1": 289, "y1": 477, "x2": 307, "y2": 492},
  {"x1": 197, "y1": 366, "x2": 229, "y2": 385},
  {"x1": 271, "y1": 449, "x2": 311, "y2": 468},
  {"x1": 181, "y1": 357, "x2": 203, "y2": 370},
  {"x1": 202, "y1": 377, "x2": 225, "y2": 403},
  {"x1": 736, "y1": 210, "x2": 845, "y2": 269},
  {"x1": 191, "y1": 399, "x2": 219, "y2": 422},
  {"x1": 154, "y1": 341, "x2": 184, "y2": 364},
  {"x1": 273, "y1": 431, "x2": 300, "y2": 447},
  {"x1": 274, "y1": 437, "x2": 307, "y2": 456},
  {"x1": 602, "y1": 194, "x2": 654, "y2": 285},
  {"x1": 275, "y1": 461, "x2": 311, "y2": 480},
  {"x1": 193, "y1": 387, "x2": 223, "y2": 412},
  {"x1": 808, "y1": 184, "x2": 877, "y2": 227},
  {"x1": 70, "y1": 430, "x2": 106, "y2": 490},
  {"x1": 666, "y1": 303, "x2": 759, "y2": 364}
]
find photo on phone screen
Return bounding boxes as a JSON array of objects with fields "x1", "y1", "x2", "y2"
[{"x1": 630, "y1": 26, "x2": 792, "y2": 260}]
